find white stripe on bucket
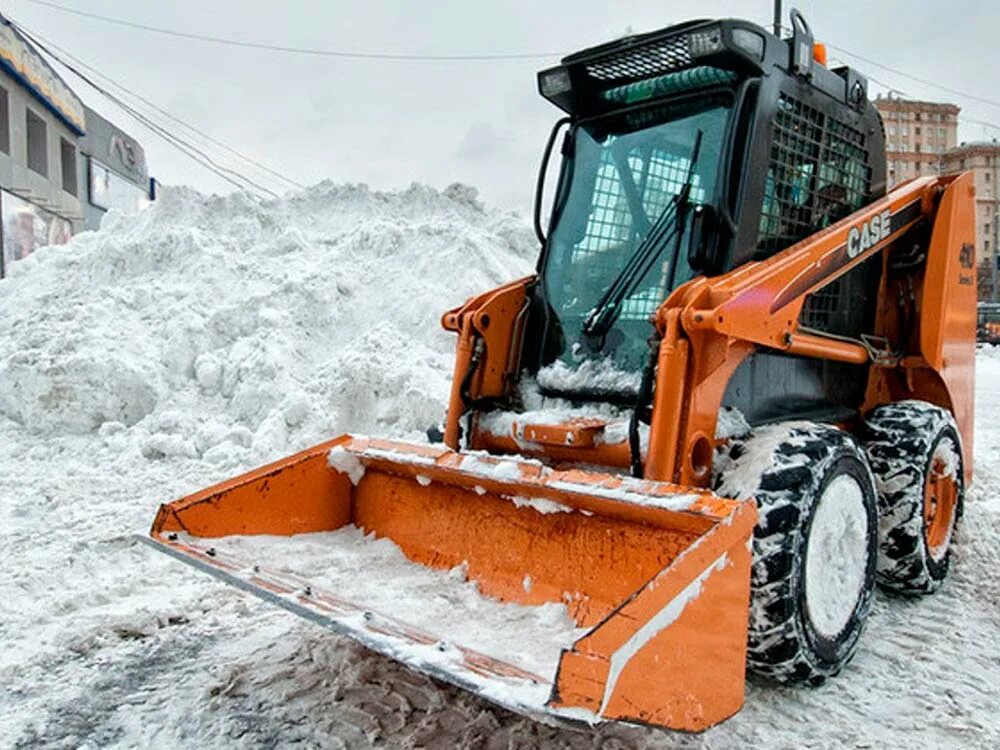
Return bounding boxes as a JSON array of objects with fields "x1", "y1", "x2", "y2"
[{"x1": 598, "y1": 552, "x2": 730, "y2": 717}]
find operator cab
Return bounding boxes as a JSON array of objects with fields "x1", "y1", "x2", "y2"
[{"x1": 524, "y1": 10, "x2": 886, "y2": 415}]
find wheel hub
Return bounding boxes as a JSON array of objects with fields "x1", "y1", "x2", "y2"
[
  {"x1": 804, "y1": 474, "x2": 870, "y2": 640},
  {"x1": 924, "y1": 437, "x2": 959, "y2": 563}
]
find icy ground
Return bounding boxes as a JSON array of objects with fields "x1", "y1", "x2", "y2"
[{"x1": 1, "y1": 184, "x2": 998, "y2": 748}]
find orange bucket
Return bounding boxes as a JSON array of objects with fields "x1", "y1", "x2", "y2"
[{"x1": 143, "y1": 435, "x2": 755, "y2": 731}]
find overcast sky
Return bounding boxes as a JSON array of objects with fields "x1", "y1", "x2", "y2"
[{"x1": 5, "y1": 0, "x2": 1000, "y2": 214}]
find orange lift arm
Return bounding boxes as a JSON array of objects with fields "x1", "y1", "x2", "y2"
[{"x1": 646, "y1": 173, "x2": 976, "y2": 486}]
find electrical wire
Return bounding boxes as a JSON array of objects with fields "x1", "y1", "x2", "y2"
[
  {"x1": 830, "y1": 57, "x2": 1000, "y2": 139},
  {"x1": 12, "y1": 20, "x2": 280, "y2": 197},
  {"x1": 962, "y1": 117, "x2": 1000, "y2": 135},
  {"x1": 26, "y1": 0, "x2": 1000, "y2": 115},
  {"x1": 767, "y1": 19, "x2": 1000, "y2": 116},
  {"x1": 826, "y1": 42, "x2": 1000, "y2": 112},
  {"x1": 18, "y1": 0, "x2": 560, "y2": 61},
  {"x1": 18, "y1": 3, "x2": 1000, "y2": 190},
  {"x1": 18, "y1": 22, "x2": 304, "y2": 192}
]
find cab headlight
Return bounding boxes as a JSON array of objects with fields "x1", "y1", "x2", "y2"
[{"x1": 688, "y1": 26, "x2": 724, "y2": 57}]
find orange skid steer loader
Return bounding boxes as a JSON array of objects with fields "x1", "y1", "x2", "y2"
[{"x1": 143, "y1": 11, "x2": 975, "y2": 733}]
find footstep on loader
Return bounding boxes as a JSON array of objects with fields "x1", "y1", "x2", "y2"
[{"x1": 143, "y1": 10, "x2": 975, "y2": 732}]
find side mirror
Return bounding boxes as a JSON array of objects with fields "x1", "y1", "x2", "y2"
[{"x1": 687, "y1": 203, "x2": 719, "y2": 273}]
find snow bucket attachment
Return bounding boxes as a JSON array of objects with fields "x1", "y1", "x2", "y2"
[{"x1": 143, "y1": 436, "x2": 756, "y2": 732}]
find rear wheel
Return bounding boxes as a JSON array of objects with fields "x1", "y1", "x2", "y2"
[
  {"x1": 862, "y1": 401, "x2": 964, "y2": 595},
  {"x1": 714, "y1": 422, "x2": 879, "y2": 685}
]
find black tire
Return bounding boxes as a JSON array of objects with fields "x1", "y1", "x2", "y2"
[
  {"x1": 714, "y1": 422, "x2": 879, "y2": 685},
  {"x1": 862, "y1": 400, "x2": 964, "y2": 595}
]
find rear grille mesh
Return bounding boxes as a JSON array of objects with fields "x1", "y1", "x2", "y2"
[
  {"x1": 758, "y1": 93, "x2": 872, "y2": 254},
  {"x1": 800, "y1": 279, "x2": 843, "y2": 331},
  {"x1": 584, "y1": 34, "x2": 693, "y2": 83}
]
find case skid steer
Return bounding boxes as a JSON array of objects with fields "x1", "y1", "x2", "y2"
[{"x1": 143, "y1": 10, "x2": 975, "y2": 732}]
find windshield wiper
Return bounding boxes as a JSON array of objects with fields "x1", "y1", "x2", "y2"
[{"x1": 582, "y1": 130, "x2": 704, "y2": 339}]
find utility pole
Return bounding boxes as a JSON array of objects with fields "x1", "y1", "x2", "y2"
[
  {"x1": 988, "y1": 138, "x2": 1000, "y2": 302},
  {"x1": 994, "y1": 139, "x2": 999, "y2": 302},
  {"x1": 994, "y1": 200, "x2": 999, "y2": 303},
  {"x1": 773, "y1": 0, "x2": 782, "y2": 36}
]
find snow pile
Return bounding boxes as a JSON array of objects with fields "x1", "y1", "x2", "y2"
[
  {"x1": 0, "y1": 182, "x2": 534, "y2": 460},
  {"x1": 217, "y1": 528, "x2": 585, "y2": 679},
  {"x1": 536, "y1": 356, "x2": 642, "y2": 395},
  {"x1": 328, "y1": 445, "x2": 366, "y2": 485}
]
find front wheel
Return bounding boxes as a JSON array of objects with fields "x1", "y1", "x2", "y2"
[{"x1": 714, "y1": 422, "x2": 879, "y2": 685}]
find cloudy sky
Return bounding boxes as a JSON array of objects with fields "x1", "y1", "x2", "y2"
[{"x1": 6, "y1": 0, "x2": 1000, "y2": 214}]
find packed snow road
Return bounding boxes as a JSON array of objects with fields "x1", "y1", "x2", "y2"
[{"x1": 0, "y1": 185, "x2": 997, "y2": 748}]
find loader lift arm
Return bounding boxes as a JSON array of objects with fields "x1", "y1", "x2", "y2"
[{"x1": 644, "y1": 173, "x2": 975, "y2": 487}]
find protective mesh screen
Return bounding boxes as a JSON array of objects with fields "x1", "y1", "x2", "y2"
[
  {"x1": 756, "y1": 93, "x2": 873, "y2": 336},
  {"x1": 572, "y1": 147, "x2": 702, "y2": 323},
  {"x1": 799, "y1": 278, "x2": 843, "y2": 330},
  {"x1": 758, "y1": 93, "x2": 871, "y2": 254},
  {"x1": 584, "y1": 33, "x2": 693, "y2": 83}
]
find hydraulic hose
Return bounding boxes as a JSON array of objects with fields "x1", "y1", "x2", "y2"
[{"x1": 630, "y1": 336, "x2": 660, "y2": 478}]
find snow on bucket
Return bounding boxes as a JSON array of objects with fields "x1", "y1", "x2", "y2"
[{"x1": 143, "y1": 435, "x2": 756, "y2": 731}]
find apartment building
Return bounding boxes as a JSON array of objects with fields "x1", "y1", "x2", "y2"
[
  {"x1": 941, "y1": 141, "x2": 1000, "y2": 272},
  {"x1": 873, "y1": 94, "x2": 960, "y2": 188}
]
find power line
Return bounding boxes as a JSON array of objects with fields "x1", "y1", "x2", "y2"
[
  {"x1": 20, "y1": 23, "x2": 304, "y2": 192},
  {"x1": 767, "y1": 20, "x2": 1000, "y2": 114},
  {"x1": 830, "y1": 56, "x2": 1000, "y2": 139},
  {"x1": 26, "y1": 0, "x2": 1000, "y2": 115},
  {"x1": 19, "y1": 0, "x2": 560, "y2": 61},
  {"x1": 826, "y1": 43, "x2": 1000, "y2": 112},
  {"x1": 962, "y1": 118, "x2": 1000, "y2": 134},
  {"x1": 11, "y1": 20, "x2": 280, "y2": 197},
  {"x1": 18, "y1": 2, "x2": 1000, "y2": 181}
]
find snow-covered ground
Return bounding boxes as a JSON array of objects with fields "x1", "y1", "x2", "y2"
[{"x1": 1, "y1": 185, "x2": 997, "y2": 749}]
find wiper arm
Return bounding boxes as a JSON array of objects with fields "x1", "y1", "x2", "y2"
[
  {"x1": 582, "y1": 130, "x2": 704, "y2": 338},
  {"x1": 583, "y1": 195, "x2": 683, "y2": 337}
]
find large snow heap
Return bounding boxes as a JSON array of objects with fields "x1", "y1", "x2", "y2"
[{"x1": 0, "y1": 182, "x2": 535, "y2": 463}]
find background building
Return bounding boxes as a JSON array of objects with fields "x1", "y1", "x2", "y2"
[
  {"x1": 0, "y1": 16, "x2": 152, "y2": 278},
  {"x1": 942, "y1": 141, "x2": 1000, "y2": 299},
  {"x1": 873, "y1": 94, "x2": 960, "y2": 188},
  {"x1": 80, "y1": 105, "x2": 150, "y2": 233},
  {"x1": 940, "y1": 140, "x2": 1000, "y2": 261},
  {"x1": 873, "y1": 94, "x2": 1000, "y2": 300}
]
